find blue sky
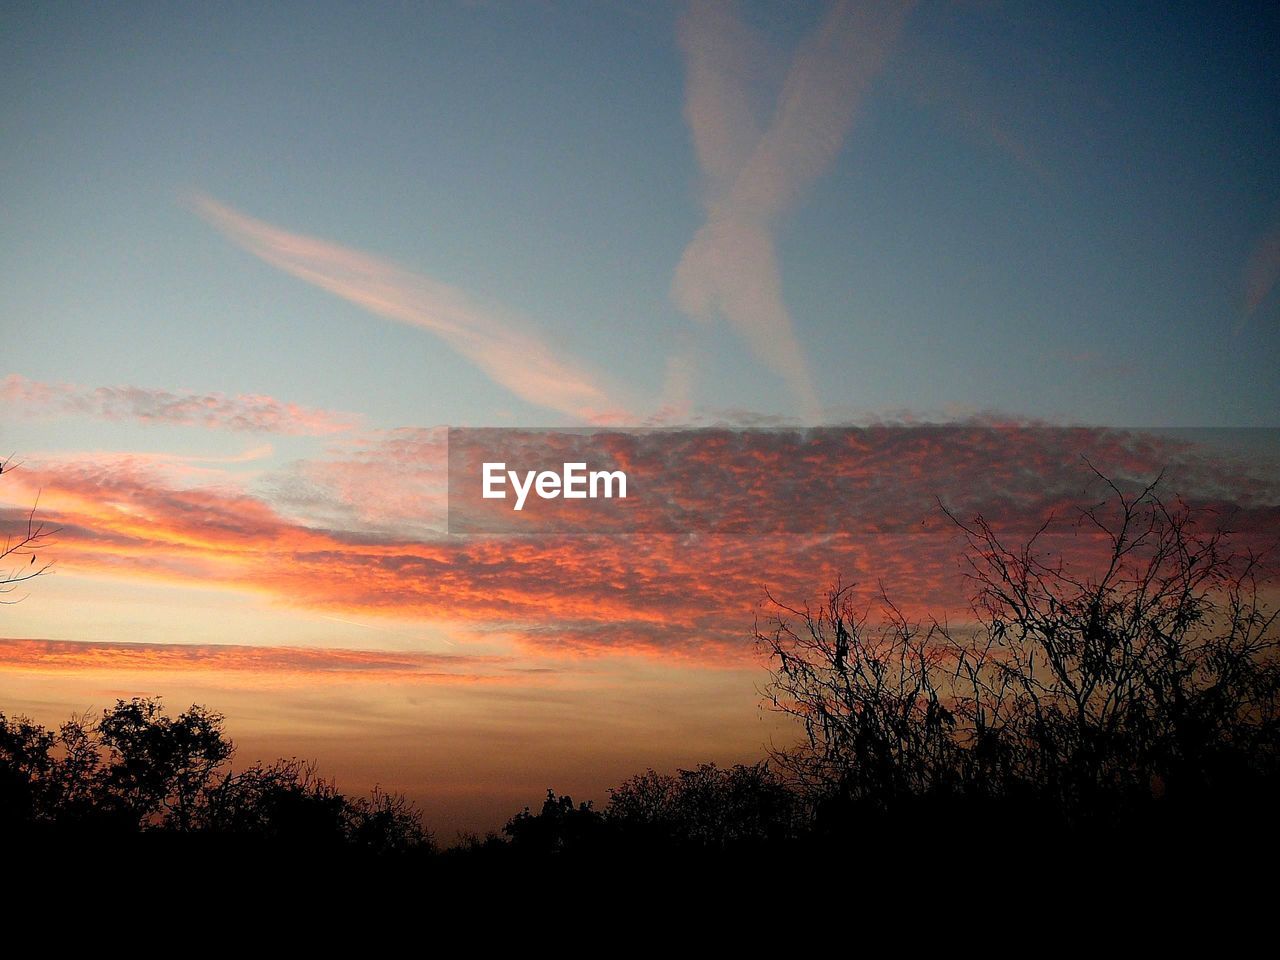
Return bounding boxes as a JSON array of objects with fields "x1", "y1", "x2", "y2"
[{"x1": 3, "y1": 0, "x2": 1278, "y2": 461}]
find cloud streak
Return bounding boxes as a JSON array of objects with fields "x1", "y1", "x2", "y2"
[
  {"x1": 1241, "y1": 218, "x2": 1280, "y2": 332},
  {"x1": 269, "y1": 427, "x2": 450, "y2": 537},
  {"x1": 192, "y1": 194, "x2": 623, "y2": 422},
  {"x1": 1, "y1": 375, "x2": 358, "y2": 436},
  {"x1": 0, "y1": 637, "x2": 525, "y2": 685},
  {"x1": 674, "y1": 0, "x2": 914, "y2": 414}
]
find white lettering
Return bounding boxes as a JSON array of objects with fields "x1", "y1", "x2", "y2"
[
  {"x1": 482, "y1": 463, "x2": 506, "y2": 499},
  {"x1": 510, "y1": 469, "x2": 537, "y2": 511},
  {"x1": 481, "y1": 462, "x2": 627, "y2": 510},
  {"x1": 590, "y1": 469, "x2": 627, "y2": 499},
  {"x1": 563, "y1": 462, "x2": 587, "y2": 499},
  {"x1": 535, "y1": 470, "x2": 561, "y2": 499}
]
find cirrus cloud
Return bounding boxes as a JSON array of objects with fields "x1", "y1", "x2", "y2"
[
  {"x1": 192, "y1": 194, "x2": 627, "y2": 424},
  {"x1": 673, "y1": 0, "x2": 915, "y2": 415},
  {"x1": 1, "y1": 374, "x2": 360, "y2": 436}
]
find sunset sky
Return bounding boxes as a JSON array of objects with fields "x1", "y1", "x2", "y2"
[{"x1": 2, "y1": 1, "x2": 1278, "y2": 837}]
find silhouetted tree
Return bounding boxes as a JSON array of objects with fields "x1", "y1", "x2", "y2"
[
  {"x1": 1, "y1": 710, "x2": 115, "y2": 830},
  {"x1": 758, "y1": 471, "x2": 1280, "y2": 834},
  {"x1": 606, "y1": 762, "x2": 798, "y2": 848},
  {"x1": 197, "y1": 758, "x2": 349, "y2": 844},
  {"x1": 503, "y1": 790, "x2": 605, "y2": 855},
  {"x1": 760, "y1": 583, "x2": 956, "y2": 817},
  {"x1": 96, "y1": 699, "x2": 233, "y2": 830},
  {"x1": 0, "y1": 713, "x2": 55, "y2": 827},
  {"x1": 947, "y1": 472, "x2": 1280, "y2": 819},
  {"x1": 1, "y1": 698, "x2": 431, "y2": 854},
  {"x1": 347, "y1": 785, "x2": 433, "y2": 855}
]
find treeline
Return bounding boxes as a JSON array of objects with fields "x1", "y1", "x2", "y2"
[
  {"x1": 0, "y1": 697, "x2": 804, "y2": 860},
  {"x1": 0, "y1": 698, "x2": 428, "y2": 856}
]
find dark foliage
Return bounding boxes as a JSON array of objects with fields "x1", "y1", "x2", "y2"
[
  {"x1": 494, "y1": 763, "x2": 799, "y2": 859},
  {"x1": 606, "y1": 762, "x2": 798, "y2": 848},
  {"x1": 503, "y1": 790, "x2": 606, "y2": 855},
  {"x1": 0, "y1": 698, "x2": 432, "y2": 856},
  {"x1": 758, "y1": 474, "x2": 1280, "y2": 842}
]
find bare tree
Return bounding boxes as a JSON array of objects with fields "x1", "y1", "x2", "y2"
[
  {"x1": 757, "y1": 470, "x2": 1280, "y2": 829},
  {"x1": 945, "y1": 469, "x2": 1279, "y2": 814},
  {"x1": 607, "y1": 762, "x2": 799, "y2": 847},
  {"x1": 759, "y1": 582, "x2": 959, "y2": 813},
  {"x1": 0, "y1": 457, "x2": 56, "y2": 602}
]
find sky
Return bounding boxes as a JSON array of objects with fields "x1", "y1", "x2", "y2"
[{"x1": 2, "y1": 1, "x2": 1278, "y2": 837}]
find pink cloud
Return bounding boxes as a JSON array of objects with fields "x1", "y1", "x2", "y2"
[
  {"x1": 192, "y1": 194, "x2": 626, "y2": 423},
  {"x1": 4, "y1": 425, "x2": 1273, "y2": 664},
  {"x1": 674, "y1": 0, "x2": 915, "y2": 414},
  {"x1": 1, "y1": 375, "x2": 359, "y2": 436},
  {"x1": 1242, "y1": 219, "x2": 1280, "y2": 330},
  {"x1": 271, "y1": 427, "x2": 450, "y2": 536},
  {"x1": 0, "y1": 637, "x2": 529, "y2": 685}
]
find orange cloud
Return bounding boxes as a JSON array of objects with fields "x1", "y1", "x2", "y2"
[
  {"x1": 0, "y1": 637, "x2": 528, "y2": 684},
  {"x1": 2, "y1": 426, "x2": 1274, "y2": 663},
  {"x1": 271, "y1": 427, "x2": 449, "y2": 537}
]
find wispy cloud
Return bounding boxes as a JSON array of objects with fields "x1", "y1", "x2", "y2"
[
  {"x1": 1241, "y1": 218, "x2": 1280, "y2": 333},
  {"x1": 192, "y1": 194, "x2": 624, "y2": 422},
  {"x1": 1, "y1": 374, "x2": 358, "y2": 436},
  {"x1": 268, "y1": 427, "x2": 450, "y2": 537},
  {"x1": 673, "y1": 0, "x2": 914, "y2": 415},
  {"x1": 0, "y1": 637, "x2": 520, "y2": 684}
]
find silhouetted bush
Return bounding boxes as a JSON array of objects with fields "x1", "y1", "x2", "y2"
[
  {"x1": 0, "y1": 698, "x2": 432, "y2": 856},
  {"x1": 606, "y1": 762, "x2": 798, "y2": 848},
  {"x1": 758, "y1": 474, "x2": 1280, "y2": 841},
  {"x1": 503, "y1": 790, "x2": 606, "y2": 855}
]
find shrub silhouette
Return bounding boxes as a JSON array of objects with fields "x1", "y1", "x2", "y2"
[
  {"x1": 197, "y1": 759, "x2": 351, "y2": 845},
  {"x1": 758, "y1": 473, "x2": 1280, "y2": 838},
  {"x1": 0, "y1": 698, "x2": 431, "y2": 854},
  {"x1": 500, "y1": 764, "x2": 798, "y2": 857},
  {"x1": 606, "y1": 762, "x2": 798, "y2": 848},
  {"x1": 503, "y1": 790, "x2": 605, "y2": 855}
]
